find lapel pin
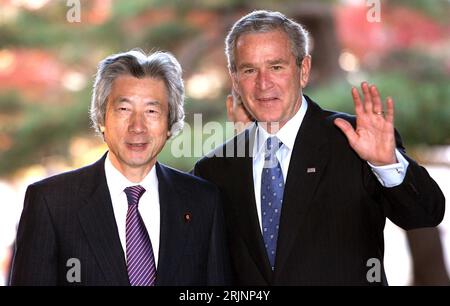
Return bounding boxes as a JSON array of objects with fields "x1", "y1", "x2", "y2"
[
  {"x1": 307, "y1": 167, "x2": 316, "y2": 173},
  {"x1": 184, "y1": 212, "x2": 192, "y2": 223}
]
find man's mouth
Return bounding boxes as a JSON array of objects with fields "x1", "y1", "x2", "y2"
[
  {"x1": 126, "y1": 143, "x2": 148, "y2": 151},
  {"x1": 257, "y1": 97, "x2": 279, "y2": 103}
]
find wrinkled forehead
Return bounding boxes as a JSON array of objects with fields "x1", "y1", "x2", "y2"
[{"x1": 234, "y1": 30, "x2": 293, "y2": 64}]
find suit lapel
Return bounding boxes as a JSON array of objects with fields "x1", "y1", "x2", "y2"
[
  {"x1": 234, "y1": 126, "x2": 273, "y2": 283},
  {"x1": 154, "y1": 163, "x2": 190, "y2": 285},
  {"x1": 274, "y1": 98, "x2": 330, "y2": 276},
  {"x1": 77, "y1": 155, "x2": 129, "y2": 285}
]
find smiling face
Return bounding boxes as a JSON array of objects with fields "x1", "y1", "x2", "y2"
[
  {"x1": 103, "y1": 75, "x2": 169, "y2": 181},
  {"x1": 232, "y1": 30, "x2": 310, "y2": 131}
]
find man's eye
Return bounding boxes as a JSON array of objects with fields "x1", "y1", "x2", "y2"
[
  {"x1": 272, "y1": 65, "x2": 283, "y2": 71},
  {"x1": 243, "y1": 68, "x2": 255, "y2": 74},
  {"x1": 118, "y1": 107, "x2": 129, "y2": 111}
]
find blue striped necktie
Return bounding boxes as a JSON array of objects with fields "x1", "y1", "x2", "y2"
[{"x1": 124, "y1": 185, "x2": 156, "y2": 286}]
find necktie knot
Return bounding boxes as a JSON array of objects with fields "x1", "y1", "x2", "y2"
[
  {"x1": 264, "y1": 136, "x2": 282, "y2": 168},
  {"x1": 124, "y1": 185, "x2": 146, "y2": 207}
]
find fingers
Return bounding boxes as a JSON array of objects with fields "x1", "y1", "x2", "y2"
[
  {"x1": 357, "y1": 82, "x2": 389, "y2": 118},
  {"x1": 334, "y1": 118, "x2": 358, "y2": 146},
  {"x1": 351, "y1": 87, "x2": 364, "y2": 116},
  {"x1": 370, "y1": 85, "x2": 383, "y2": 115},
  {"x1": 361, "y1": 82, "x2": 372, "y2": 114},
  {"x1": 225, "y1": 94, "x2": 234, "y2": 121},
  {"x1": 385, "y1": 96, "x2": 394, "y2": 124}
]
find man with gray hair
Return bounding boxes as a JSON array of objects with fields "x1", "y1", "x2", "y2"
[
  {"x1": 194, "y1": 10, "x2": 445, "y2": 285},
  {"x1": 11, "y1": 49, "x2": 231, "y2": 286}
]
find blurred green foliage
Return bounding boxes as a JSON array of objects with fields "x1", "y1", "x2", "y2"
[
  {"x1": 391, "y1": 0, "x2": 450, "y2": 22},
  {"x1": 309, "y1": 51, "x2": 450, "y2": 148},
  {"x1": 0, "y1": 0, "x2": 449, "y2": 176},
  {"x1": 136, "y1": 21, "x2": 199, "y2": 51},
  {"x1": 0, "y1": 89, "x2": 91, "y2": 175}
]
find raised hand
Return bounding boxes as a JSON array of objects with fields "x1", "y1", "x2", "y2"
[{"x1": 334, "y1": 82, "x2": 396, "y2": 166}]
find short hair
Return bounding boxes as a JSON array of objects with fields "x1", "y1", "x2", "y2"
[
  {"x1": 225, "y1": 10, "x2": 309, "y2": 73},
  {"x1": 90, "y1": 49, "x2": 185, "y2": 137}
]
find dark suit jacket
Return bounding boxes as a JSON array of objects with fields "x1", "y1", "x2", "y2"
[
  {"x1": 10, "y1": 154, "x2": 231, "y2": 286},
  {"x1": 194, "y1": 96, "x2": 445, "y2": 286}
]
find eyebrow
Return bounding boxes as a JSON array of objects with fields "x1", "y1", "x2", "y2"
[
  {"x1": 114, "y1": 97, "x2": 131, "y2": 103},
  {"x1": 114, "y1": 97, "x2": 161, "y2": 106},
  {"x1": 237, "y1": 58, "x2": 289, "y2": 70},
  {"x1": 267, "y1": 58, "x2": 289, "y2": 65},
  {"x1": 145, "y1": 101, "x2": 161, "y2": 107},
  {"x1": 237, "y1": 63, "x2": 255, "y2": 70}
]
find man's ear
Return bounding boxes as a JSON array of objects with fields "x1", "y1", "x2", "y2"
[
  {"x1": 300, "y1": 55, "x2": 311, "y2": 89},
  {"x1": 230, "y1": 72, "x2": 240, "y2": 96},
  {"x1": 225, "y1": 94, "x2": 234, "y2": 122}
]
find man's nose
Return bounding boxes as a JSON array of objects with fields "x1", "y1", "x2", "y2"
[
  {"x1": 256, "y1": 70, "x2": 274, "y2": 90},
  {"x1": 128, "y1": 111, "x2": 147, "y2": 133}
]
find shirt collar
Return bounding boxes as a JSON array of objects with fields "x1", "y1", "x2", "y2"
[
  {"x1": 104, "y1": 152, "x2": 157, "y2": 197},
  {"x1": 255, "y1": 96, "x2": 308, "y2": 157}
]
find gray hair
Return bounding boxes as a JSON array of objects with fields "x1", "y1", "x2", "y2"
[
  {"x1": 90, "y1": 49, "x2": 185, "y2": 137},
  {"x1": 225, "y1": 10, "x2": 309, "y2": 73}
]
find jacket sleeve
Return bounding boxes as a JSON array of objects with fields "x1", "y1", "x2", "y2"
[
  {"x1": 379, "y1": 155, "x2": 445, "y2": 230},
  {"x1": 206, "y1": 187, "x2": 232, "y2": 285},
  {"x1": 337, "y1": 115, "x2": 446, "y2": 230},
  {"x1": 10, "y1": 184, "x2": 58, "y2": 285}
]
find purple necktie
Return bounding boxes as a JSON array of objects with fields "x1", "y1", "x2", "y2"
[{"x1": 124, "y1": 185, "x2": 156, "y2": 286}]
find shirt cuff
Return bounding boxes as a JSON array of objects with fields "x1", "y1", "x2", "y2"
[{"x1": 368, "y1": 149, "x2": 409, "y2": 188}]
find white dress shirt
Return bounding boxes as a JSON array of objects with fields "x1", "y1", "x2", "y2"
[
  {"x1": 104, "y1": 154, "x2": 160, "y2": 266},
  {"x1": 252, "y1": 96, "x2": 409, "y2": 231}
]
